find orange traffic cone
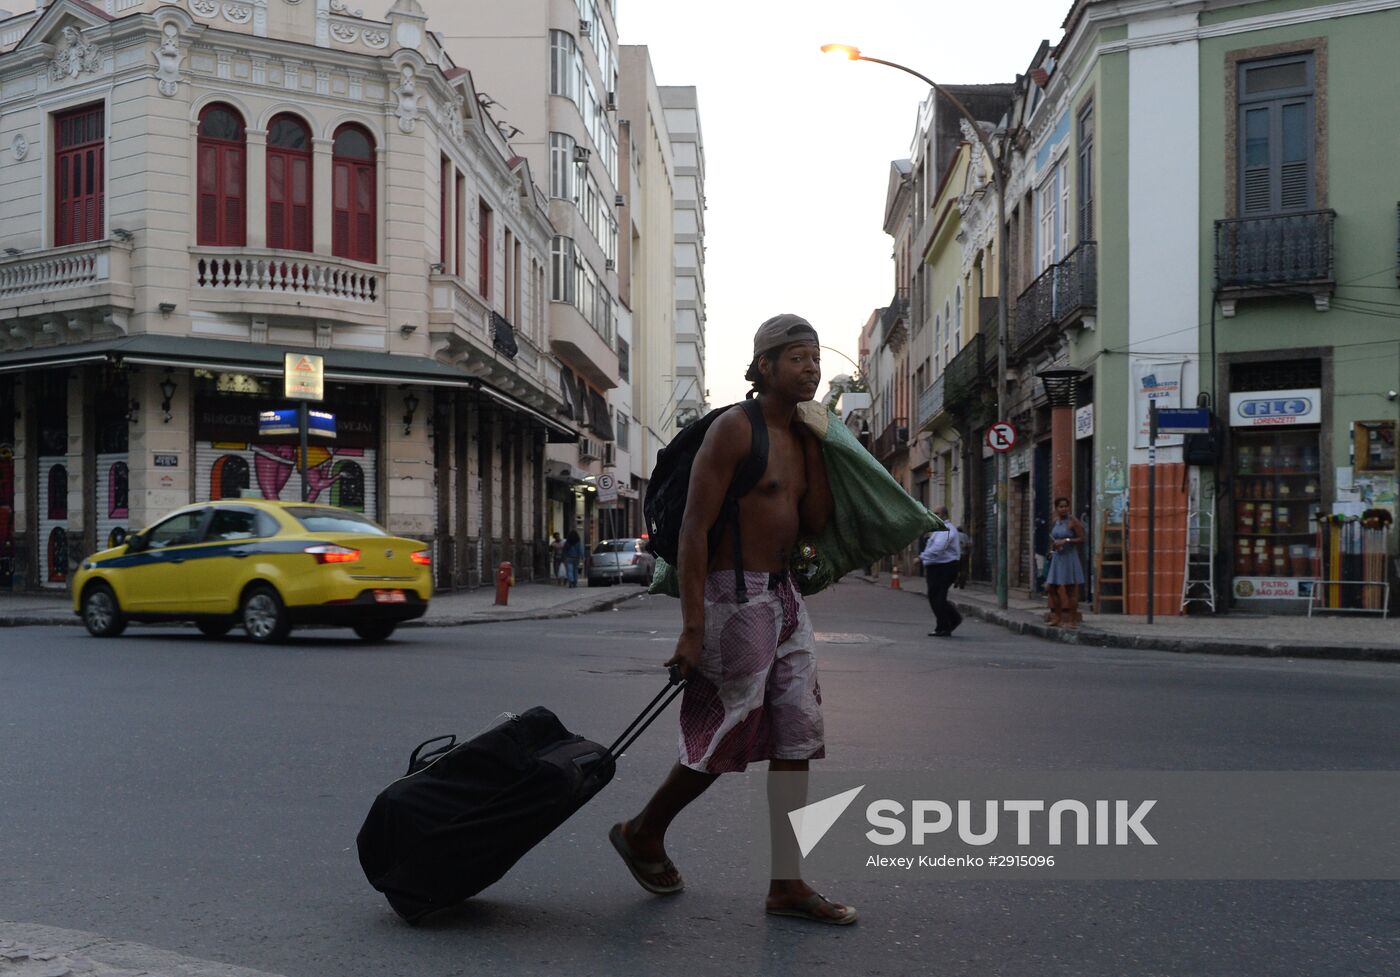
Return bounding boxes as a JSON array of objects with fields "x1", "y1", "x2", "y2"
[{"x1": 891, "y1": 565, "x2": 901, "y2": 589}]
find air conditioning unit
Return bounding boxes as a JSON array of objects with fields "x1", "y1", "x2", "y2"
[
  {"x1": 572, "y1": 146, "x2": 591, "y2": 163},
  {"x1": 579, "y1": 436, "x2": 601, "y2": 460},
  {"x1": 603, "y1": 442, "x2": 616, "y2": 466},
  {"x1": 579, "y1": 19, "x2": 592, "y2": 36},
  {"x1": 605, "y1": 258, "x2": 615, "y2": 271},
  {"x1": 614, "y1": 193, "x2": 625, "y2": 207},
  {"x1": 606, "y1": 90, "x2": 617, "y2": 111}
]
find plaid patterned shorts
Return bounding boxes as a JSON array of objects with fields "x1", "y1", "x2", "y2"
[{"x1": 677, "y1": 571, "x2": 825, "y2": 774}]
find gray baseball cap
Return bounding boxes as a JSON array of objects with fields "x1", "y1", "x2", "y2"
[{"x1": 753, "y1": 314, "x2": 819, "y2": 360}]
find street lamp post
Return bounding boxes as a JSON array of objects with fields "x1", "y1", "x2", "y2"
[{"x1": 822, "y1": 44, "x2": 1012, "y2": 610}]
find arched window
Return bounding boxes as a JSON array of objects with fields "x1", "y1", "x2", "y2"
[
  {"x1": 197, "y1": 103, "x2": 246, "y2": 246},
  {"x1": 266, "y1": 114, "x2": 312, "y2": 252},
  {"x1": 332, "y1": 124, "x2": 376, "y2": 263}
]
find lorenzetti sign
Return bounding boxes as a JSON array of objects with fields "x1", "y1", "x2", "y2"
[{"x1": 1228, "y1": 388, "x2": 1321, "y2": 427}]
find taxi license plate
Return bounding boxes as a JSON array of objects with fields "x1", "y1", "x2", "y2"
[{"x1": 373, "y1": 589, "x2": 406, "y2": 604}]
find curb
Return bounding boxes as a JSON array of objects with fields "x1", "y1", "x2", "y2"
[
  {"x1": 0, "y1": 590, "x2": 643, "y2": 630},
  {"x1": 864, "y1": 577, "x2": 1400, "y2": 663}
]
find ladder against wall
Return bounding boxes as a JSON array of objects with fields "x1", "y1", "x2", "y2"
[
  {"x1": 1182, "y1": 489, "x2": 1217, "y2": 613},
  {"x1": 1095, "y1": 512, "x2": 1125, "y2": 614}
]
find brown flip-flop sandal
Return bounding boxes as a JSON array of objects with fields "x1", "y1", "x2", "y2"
[
  {"x1": 766, "y1": 892, "x2": 859, "y2": 925},
  {"x1": 609, "y1": 822, "x2": 684, "y2": 895}
]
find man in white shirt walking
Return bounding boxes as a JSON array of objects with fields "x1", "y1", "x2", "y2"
[{"x1": 919, "y1": 506, "x2": 963, "y2": 637}]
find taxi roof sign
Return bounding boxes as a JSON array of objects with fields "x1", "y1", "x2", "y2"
[{"x1": 284, "y1": 352, "x2": 324, "y2": 401}]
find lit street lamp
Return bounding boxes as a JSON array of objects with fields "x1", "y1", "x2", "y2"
[{"x1": 822, "y1": 43, "x2": 1012, "y2": 611}]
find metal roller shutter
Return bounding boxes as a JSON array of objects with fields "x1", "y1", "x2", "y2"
[
  {"x1": 38, "y1": 457, "x2": 68, "y2": 588},
  {"x1": 194, "y1": 442, "x2": 378, "y2": 520},
  {"x1": 95, "y1": 453, "x2": 130, "y2": 551}
]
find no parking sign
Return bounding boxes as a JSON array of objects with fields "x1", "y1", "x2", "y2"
[{"x1": 985, "y1": 422, "x2": 1018, "y2": 453}]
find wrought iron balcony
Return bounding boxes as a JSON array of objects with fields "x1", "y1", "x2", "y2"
[
  {"x1": 944, "y1": 332, "x2": 986, "y2": 411},
  {"x1": 490, "y1": 311, "x2": 518, "y2": 359},
  {"x1": 1215, "y1": 210, "x2": 1334, "y2": 287},
  {"x1": 874, "y1": 417, "x2": 910, "y2": 461},
  {"x1": 916, "y1": 375, "x2": 945, "y2": 429},
  {"x1": 1011, "y1": 242, "x2": 1097, "y2": 359}
]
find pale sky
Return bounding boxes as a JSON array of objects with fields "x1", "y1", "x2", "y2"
[
  {"x1": 618, "y1": 0, "x2": 1062, "y2": 406},
  {"x1": 4, "y1": 0, "x2": 1064, "y2": 406}
]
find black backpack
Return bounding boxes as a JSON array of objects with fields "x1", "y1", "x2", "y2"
[{"x1": 644, "y1": 399, "x2": 768, "y2": 603}]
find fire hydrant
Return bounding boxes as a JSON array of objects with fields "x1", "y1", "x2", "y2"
[{"x1": 494, "y1": 561, "x2": 514, "y2": 606}]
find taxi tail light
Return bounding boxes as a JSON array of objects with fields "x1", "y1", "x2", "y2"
[
  {"x1": 411, "y1": 550, "x2": 432, "y2": 566},
  {"x1": 305, "y1": 544, "x2": 360, "y2": 564}
]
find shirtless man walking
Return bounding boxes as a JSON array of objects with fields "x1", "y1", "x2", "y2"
[{"x1": 609, "y1": 314, "x2": 857, "y2": 925}]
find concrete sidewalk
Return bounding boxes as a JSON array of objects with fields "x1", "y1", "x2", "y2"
[
  {"x1": 0, "y1": 580, "x2": 644, "y2": 629},
  {"x1": 875, "y1": 570, "x2": 1400, "y2": 662}
]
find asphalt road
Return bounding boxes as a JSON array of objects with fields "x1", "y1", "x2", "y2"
[{"x1": 2, "y1": 583, "x2": 1397, "y2": 977}]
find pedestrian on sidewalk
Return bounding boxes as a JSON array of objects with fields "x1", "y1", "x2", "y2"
[
  {"x1": 550, "y1": 533, "x2": 566, "y2": 586},
  {"x1": 563, "y1": 529, "x2": 582, "y2": 588},
  {"x1": 919, "y1": 506, "x2": 963, "y2": 637},
  {"x1": 610, "y1": 313, "x2": 857, "y2": 926},
  {"x1": 1045, "y1": 497, "x2": 1086, "y2": 628}
]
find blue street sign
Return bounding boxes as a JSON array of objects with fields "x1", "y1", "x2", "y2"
[
  {"x1": 259, "y1": 408, "x2": 336, "y2": 438},
  {"x1": 259, "y1": 409, "x2": 298, "y2": 437},
  {"x1": 1154, "y1": 407, "x2": 1211, "y2": 434},
  {"x1": 307, "y1": 410, "x2": 336, "y2": 439}
]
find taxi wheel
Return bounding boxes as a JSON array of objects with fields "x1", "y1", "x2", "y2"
[
  {"x1": 353, "y1": 622, "x2": 397, "y2": 642},
  {"x1": 241, "y1": 585, "x2": 292, "y2": 644},
  {"x1": 196, "y1": 621, "x2": 233, "y2": 638},
  {"x1": 81, "y1": 584, "x2": 127, "y2": 638}
]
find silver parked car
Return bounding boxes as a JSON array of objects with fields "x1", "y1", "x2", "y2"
[{"x1": 586, "y1": 538, "x2": 656, "y2": 587}]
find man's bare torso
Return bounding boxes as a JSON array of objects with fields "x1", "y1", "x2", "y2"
[{"x1": 709, "y1": 405, "x2": 809, "y2": 575}]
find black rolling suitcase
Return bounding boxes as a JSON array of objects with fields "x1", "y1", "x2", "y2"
[{"x1": 357, "y1": 674, "x2": 684, "y2": 923}]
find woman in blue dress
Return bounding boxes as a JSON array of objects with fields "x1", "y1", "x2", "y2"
[{"x1": 1045, "y1": 496, "x2": 1087, "y2": 628}]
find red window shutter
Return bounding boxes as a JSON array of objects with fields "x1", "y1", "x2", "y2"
[
  {"x1": 223, "y1": 145, "x2": 245, "y2": 246},
  {"x1": 197, "y1": 144, "x2": 219, "y2": 245},
  {"x1": 267, "y1": 153, "x2": 286, "y2": 249},
  {"x1": 332, "y1": 160, "x2": 350, "y2": 258},
  {"x1": 290, "y1": 155, "x2": 311, "y2": 252},
  {"x1": 54, "y1": 105, "x2": 104, "y2": 246},
  {"x1": 355, "y1": 164, "x2": 375, "y2": 263},
  {"x1": 479, "y1": 200, "x2": 491, "y2": 298}
]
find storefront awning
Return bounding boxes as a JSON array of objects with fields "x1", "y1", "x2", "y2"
[{"x1": 0, "y1": 335, "x2": 577, "y2": 441}]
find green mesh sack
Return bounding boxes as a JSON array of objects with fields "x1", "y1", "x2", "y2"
[{"x1": 648, "y1": 403, "x2": 941, "y2": 598}]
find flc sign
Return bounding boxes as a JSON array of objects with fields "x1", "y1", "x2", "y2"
[
  {"x1": 1228, "y1": 388, "x2": 1321, "y2": 428},
  {"x1": 284, "y1": 352, "x2": 324, "y2": 401}
]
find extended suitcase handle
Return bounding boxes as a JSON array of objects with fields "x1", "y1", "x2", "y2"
[
  {"x1": 406, "y1": 734, "x2": 458, "y2": 774},
  {"x1": 606, "y1": 665, "x2": 686, "y2": 760}
]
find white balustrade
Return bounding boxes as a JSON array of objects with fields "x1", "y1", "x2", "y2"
[
  {"x1": 194, "y1": 252, "x2": 380, "y2": 304},
  {"x1": 0, "y1": 245, "x2": 110, "y2": 300}
]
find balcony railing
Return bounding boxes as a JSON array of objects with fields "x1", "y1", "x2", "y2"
[
  {"x1": 881, "y1": 288, "x2": 910, "y2": 330},
  {"x1": 193, "y1": 250, "x2": 380, "y2": 303},
  {"x1": 874, "y1": 417, "x2": 909, "y2": 460},
  {"x1": 490, "y1": 311, "x2": 518, "y2": 359},
  {"x1": 1215, "y1": 210, "x2": 1335, "y2": 290},
  {"x1": 916, "y1": 375, "x2": 945, "y2": 429},
  {"x1": 0, "y1": 240, "x2": 129, "y2": 302},
  {"x1": 944, "y1": 332, "x2": 986, "y2": 411},
  {"x1": 1012, "y1": 242, "x2": 1097, "y2": 358}
]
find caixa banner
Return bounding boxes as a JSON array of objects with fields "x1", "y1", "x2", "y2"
[{"x1": 749, "y1": 771, "x2": 1400, "y2": 881}]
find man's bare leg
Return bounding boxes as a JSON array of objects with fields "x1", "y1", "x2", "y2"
[
  {"x1": 766, "y1": 758, "x2": 856, "y2": 922},
  {"x1": 619, "y1": 762, "x2": 718, "y2": 889}
]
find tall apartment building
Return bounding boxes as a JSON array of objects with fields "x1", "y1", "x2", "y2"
[
  {"x1": 659, "y1": 85, "x2": 706, "y2": 427},
  {"x1": 618, "y1": 45, "x2": 674, "y2": 521},
  {"x1": 0, "y1": 0, "x2": 573, "y2": 593},
  {"x1": 418, "y1": 0, "x2": 623, "y2": 543}
]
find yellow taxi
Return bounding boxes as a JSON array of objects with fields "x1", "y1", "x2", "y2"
[{"x1": 73, "y1": 500, "x2": 432, "y2": 643}]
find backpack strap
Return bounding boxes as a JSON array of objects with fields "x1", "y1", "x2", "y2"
[{"x1": 726, "y1": 399, "x2": 769, "y2": 604}]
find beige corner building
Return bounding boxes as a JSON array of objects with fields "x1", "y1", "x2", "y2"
[{"x1": 0, "y1": 0, "x2": 575, "y2": 592}]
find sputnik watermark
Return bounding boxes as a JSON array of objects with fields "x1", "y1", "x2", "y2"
[{"x1": 756, "y1": 772, "x2": 1400, "y2": 881}]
